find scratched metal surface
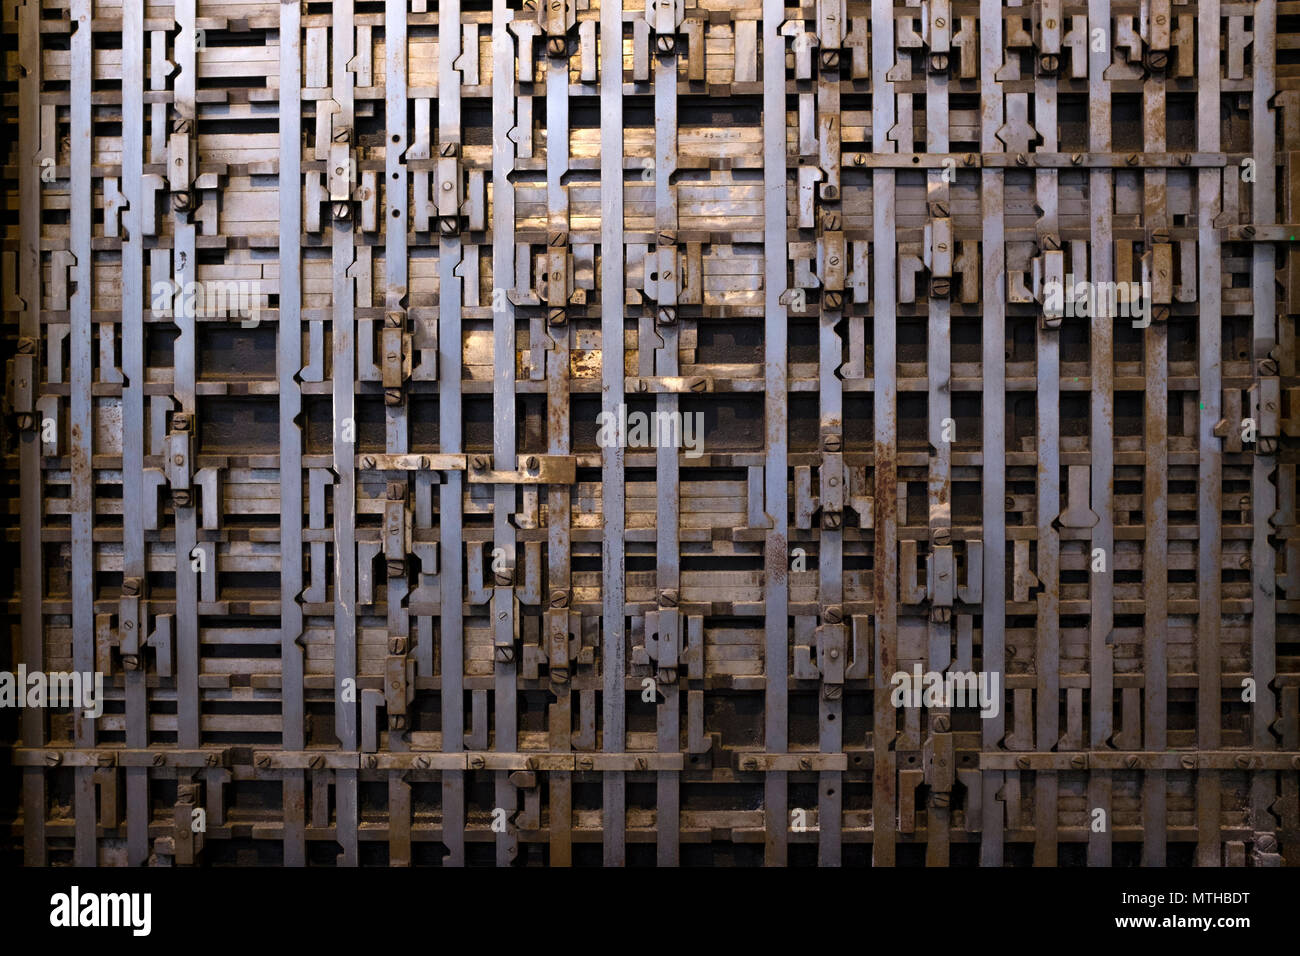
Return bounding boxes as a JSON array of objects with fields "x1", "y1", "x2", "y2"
[{"x1": 2, "y1": 0, "x2": 1299, "y2": 867}]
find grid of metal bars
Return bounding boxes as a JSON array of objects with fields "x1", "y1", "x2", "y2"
[{"x1": 3, "y1": 0, "x2": 1299, "y2": 866}]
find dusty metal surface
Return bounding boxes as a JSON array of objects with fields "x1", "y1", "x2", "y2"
[{"x1": 2, "y1": 0, "x2": 1299, "y2": 866}]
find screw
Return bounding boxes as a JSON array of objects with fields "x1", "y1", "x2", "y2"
[
  {"x1": 1124, "y1": 755, "x2": 1141, "y2": 769},
  {"x1": 1016, "y1": 756, "x2": 1031, "y2": 770},
  {"x1": 823, "y1": 212, "x2": 841, "y2": 230},
  {"x1": 495, "y1": 645, "x2": 515, "y2": 663},
  {"x1": 1069, "y1": 754, "x2": 1086, "y2": 769},
  {"x1": 742, "y1": 757, "x2": 757, "y2": 770},
  {"x1": 1071, "y1": 153, "x2": 1083, "y2": 166},
  {"x1": 823, "y1": 511, "x2": 841, "y2": 529},
  {"x1": 333, "y1": 126, "x2": 352, "y2": 144},
  {"x1": 656, "y1": 35, "x2": 675, "y2": 54},
  {"x1": 931, "y1": 278, "x2": 951, "y2": 298},
  {"x1": 824, "y1": 607, "x2": 842, "y2": 624},
  {"x1": 820, "y1": 50, "x2": 839, "y2": 69},
  {"x1": 44, "y1": 751, "x2": 61, "y2": 766},
  {"x1": 332, "y1": 201, "x2": 350, "y2": 220},
  {"x1": 824, "y1": 291, "x2": 843, "y2": 310},
  {"x1": 635, "y1": 757, "x2": 648, "y2": 771},
  {"x1": 578, "y1": 756, "x2": 594, "y2": 771},
  {"x1": 1016, "y1": 153, "x2": 1028, "y2": 166},
  {"x1": 414, "y1": 755, "x2": 430, "y2": 769},
  {"x1": 1181, "y1": 755, "x2": 1197, "y2": 770},
  {"x1": 550, "y1": 588, "x2": 570, "y2": 608},
  {"x1": 799, "y1": 757, "x2": 812, "y2": 770},
  {"x1": 361, "y1": 455, "x2": 376, "y2": 469},
  {"x1": 1146, "y1": 50, "x2": 1169, "y2": 71},
  {"x1": 469, "y1": 755, "x2": 486, "y2": 770},
  {"x1": 1259, "y1": 357, "x2": 1279, "y2": 376},
  {"x1": 547, "y1": 36, "x2": 567, "y2": 57},
  {"x1": 1039, "y1": 53, "x2": 1059, "y2": 73},
  {"x1": 657, "y1": 306, "x2": 677, "y2": 326},
  {"x1": 1235, "y1": 754, "x2": 1252, "y2": 769},
  {"x1": 310, "y1": 754, "x2": 325, "y2": 769},
  {"x1": 256, "y1": 755, "x2": 272, "y2": 768},
  {"x1": 472, "y1": 456, "x2": 489, "y2": 471},
  {"x1": 1127, "y1": 154, "x2": 1139, "y2": 166},
  {"x1": 824, "y1": 434, "x2": 842, "y2": 452},
  {"x1": 123, "y1": 577, "x2": 142, "y2": 596},
  {"x1": 153, "y1": 753, "x2": 166, "y2": 766},
  {"x1": 853, "y1": 154, "x2": 865, "y2": 166},
  {"x1": 526, "y1": 455, "x2": 539, "y2": 470},
  {"x1": 934, "y1": 715, "x2": 951, "y2": 733},
  {"x1": 930, "y1": 53, "x2": 949, "y2": 73},
  {"x1": 933, "y1": 527, "x2": 952, "y2": 546},
  {"x1": 660, "y1": 589, "x2": 679, "y2": 608}
]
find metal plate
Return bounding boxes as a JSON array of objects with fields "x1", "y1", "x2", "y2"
[{"x1": 2, "y1": 0, "x2": 1298, "y2": 867}]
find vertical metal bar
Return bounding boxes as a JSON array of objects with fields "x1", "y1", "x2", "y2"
[
  {"x1": 600, "y1": 0, "x2": 628, "y2": 868},
  {"x1": 1141, "y1": 50, "x2": 1169, "y2": 868},
  {"x1": 1086, "y1": 0, "x2": 1116, "y2": 869},
  {"x1": 1033, "y1": 66, "x2": 1061, "y2": 869},
  {"x1": 763, "y1": 0, "x2": 791, "y2": 866},
  {"x1": 174, "y1": 0, "x2": 200, "y2": 758},
  {"x1": 492, "y1": 0, "x2": 521, "y2": 868},
  {"x1": 331, "y1": 0, "x2": 360, "y2": 866},
  {"x1": 438, "y1": 0, "x2": 467, "y2": 866},
  {"x1": 924, "y1": 36, "x2": 951, "y2": 869},
  {"x1": 870, "y1": 0, "x2": 898, "y2": 867},
  {"x1": 1195, "y1": 0, "x2": 1224, "y2": 869},
  {"x1": 279, "y1": 0, "x2": 307, "y2": 868},
  {"x1": 122, "y1": 0, "x2": 151, "y2": 867},
  {"x1": 18, "y1": 0, "x2": 46, "y2": 867},
  {"x1": 546, "y1": 41, "x2": 575, "y2": 867},
  {"x1": 69, "y1": 0, "x2": 96, "y2": 867},
  {"x1": 978, "y1": 0, "x2": 1006, "y2": 867},
  {"x1": 1250, "y1": 0, "x2": 1280, "y2": 852}
]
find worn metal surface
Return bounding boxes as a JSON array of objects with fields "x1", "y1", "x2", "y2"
[{"x1": 2, "y1": 0, "x2": 1299, "y2": 866}]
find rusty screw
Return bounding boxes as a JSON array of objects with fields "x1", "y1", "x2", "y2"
[
  {"x1": 1124, "y1": 755, "x2": 1141, "y2": 769},
  {"x1": 310, "y1": 754, "x2": 325, "y2": 770},
  {"x1": 1069, "y1": 754, "x2": 1087, "y2": 770},
  {"x1": 414, "y1": 755, "x2": 431, "y2": 770},
  {"x1": 1016, "y1": 756, "x2": 1031, "y2": 770},
  {"x1": 934, "y1": 715, "x2": 951, "y2": 733},
  {"x1": 1258, "y1": 357, "x2": 1279, "y2": 376},
  {"x1": 44, "y1": 751, "x2": 62, "y2": 767},
  {"x1": 577, "y1": 756, "x2": 594, "y2": 771},
  {"x1": 1235, "y1": 754, "x2": 1252, "y2": 770},
  {"x1": 1181, "y1": 755, "x2": 1197, "y2": 770},
  {"x1": 469, "y1": 755, "x2": 486, "y2": 770},
  {"x1": 660, "y1": 588, "x2": 679, "y2": 608},
  {"x1": 256, "y1": 755, "x2": 272, "y2": 769},
  {"x1": 823, "y1": 511, "x2": 842, "y2": 529},
  {"x1": 1146, "y1": 50, "x2": 1169, "y2": 71},
  {"x1": 1039, "y1": 53, "x2": 1059, "y2": 73},
  {"x1": 931, "y1": 278, "x2": 951, "y2": 298}
]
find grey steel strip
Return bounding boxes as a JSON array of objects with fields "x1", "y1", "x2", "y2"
[
  {"x1": 1086, "y1": 0, "x2": 1116, "y2": 868},
  {"x1": 1195, "y1": 0, "x2": 1224, "y2": 869},
  {"x1": 546, "y1": 42, "x2": 575, "y2": 867},
  {"x1": 280, "y1": 0, "x2": 306, "y2": 866},
  {"x1": 653, "y1": 28, "x2": 680, "y2": 870},
  {"x1": 1250, "y1": 0, "x2": 1280, "y2": 849},
  {"x1": 174, "y1": 0, "x2": 200, "y2": 757},
  {"x1": 764, "y1": 0, "x2": 791, "y2": 867},
  {"x1": 19, "y1": 0, "x2": 45, "y2": 866},
  {"x1": 1034, "y1": 68, "x2": 1061, "y2": 869},
  {"x1": 122, "y1": 0, "x2": 150, "y2": 867},
  {"x1": 332, "y1": 0, "x2": 360, "y2": 866},
  {"x1": 439, "y1": 0, "x2": 467, "y2": 866},
  {"x1": 978, "y1": 0, "x2": 1006, "y2": 867},
  {"x1": 1141, "y1": 56, "x2": 1169, "y2": 868},
  {"x1": 492, "y1": 0, "x2": 521, "y2": 868},
  {"x1": 600, "y1": 0, "x2": 628, "y2": 868},
  {"x1": 871, "y1": 0, "x2": 898, "y2": 868},
  {"x1": 69, "y1": 0, "x2": 95, "y2": 867}
]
